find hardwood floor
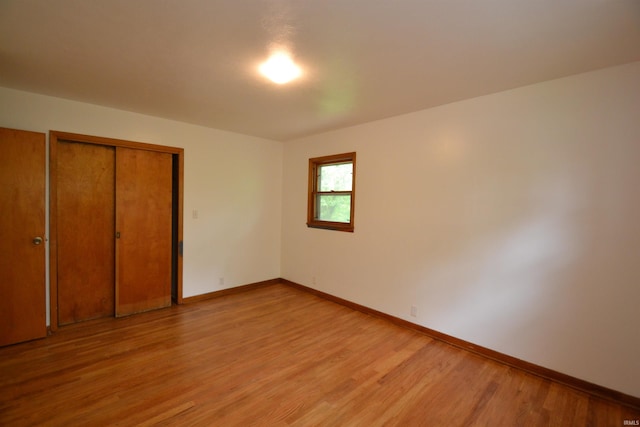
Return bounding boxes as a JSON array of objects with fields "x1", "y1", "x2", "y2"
[{"x1": 1, "y1": 284, "x2": 638, "y2": 426}]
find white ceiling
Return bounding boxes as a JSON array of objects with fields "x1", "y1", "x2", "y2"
[{"x1": 1, "y1": 0, "x2": 639, "y2": 141}]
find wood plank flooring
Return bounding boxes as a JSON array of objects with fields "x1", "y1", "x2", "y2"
[{"x1": 1, "y1": 284, "x2": 638, "y2": 426}]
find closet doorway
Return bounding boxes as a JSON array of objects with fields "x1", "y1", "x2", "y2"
[{"x1": 50, "y1": 131, "x2": 183, "y2": 330}]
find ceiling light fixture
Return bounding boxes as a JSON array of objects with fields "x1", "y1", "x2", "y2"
[{"x1": 259, "y1": 52, "x2": 302, "y2": 84}]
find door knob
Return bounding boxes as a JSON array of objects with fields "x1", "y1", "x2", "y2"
[{"x1": 33, "y1": 236, "x2": 43, "y2": 245}]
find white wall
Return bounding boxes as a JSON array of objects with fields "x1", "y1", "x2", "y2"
[
  {"x1": 0, "y1": 88, "x2": 283, "y2": 317},
  {"x1": 281, "y1": 62, "x2": 640, "y2": 397}
]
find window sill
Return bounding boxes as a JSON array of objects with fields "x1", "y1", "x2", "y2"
[{"x1": 307, "y1": 221, "x2": 354, "y2": 233}]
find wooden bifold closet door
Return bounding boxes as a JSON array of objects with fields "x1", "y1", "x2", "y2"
[
  {"x1": 115, "y1": 147, "x2": 172, "y2": 317},
  {"x1": 57, "y1": 142, "x2": 115, "y2": 324},
  {"x1": 56, "y1": 140, "x2": 172, "y2": 325}
]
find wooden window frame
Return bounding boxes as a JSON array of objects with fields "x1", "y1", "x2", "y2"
[{"x1": 307, "y1": 152, "x2": 356, "y2": 232}]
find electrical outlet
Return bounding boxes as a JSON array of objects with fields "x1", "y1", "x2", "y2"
[
  {"x1": 219, "y1": 277, "x2": 224, "y2": 286},
  {"x1": 311, "y1": 276, "x2": 316, "y2": 285},
  {"x1": 192, "y1": 209, "x2": 198, "y2": 219},
  {"x1": 410, "y1": 305, "x2": 418, "y2": 317}
]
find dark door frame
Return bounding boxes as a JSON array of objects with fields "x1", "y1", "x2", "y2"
[{"x1": 49, "y1": 131, "x2": 184, "y2": 332}]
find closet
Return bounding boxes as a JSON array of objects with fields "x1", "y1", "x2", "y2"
[{"x1": 50, "y1": 132, "x2": 183, "y2": 328}]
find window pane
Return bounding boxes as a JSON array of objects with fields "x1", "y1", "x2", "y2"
[
  {"x1": 317, "y1": 194, "x2": 351, "y2": 223},
  {"x1": 318, "y1": 163, "x2": 352, "y2": 191}
]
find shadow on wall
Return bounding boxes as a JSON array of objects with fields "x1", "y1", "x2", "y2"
[
  {"x1": 416, "y1": 179, "x2": 577, "y2": 344},
  {"x1": 411, "y1": 139, "x2": 640, "y2": 380}
]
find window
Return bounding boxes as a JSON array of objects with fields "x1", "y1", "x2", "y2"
[{"x1": 307, "y1": 152, "x2": 356, "y2": 232}]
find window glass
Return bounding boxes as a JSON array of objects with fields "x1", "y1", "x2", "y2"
[
  {"x1": 318, "y1": 163, "x2": 353, "y2": 192},
  {"x1": 317, "y1": 194, "x2": 351, "y2": 223}
]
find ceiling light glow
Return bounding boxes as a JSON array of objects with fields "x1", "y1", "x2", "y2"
[{"x1": 259, "y1": 52, "x2": 301, "y2": 84}]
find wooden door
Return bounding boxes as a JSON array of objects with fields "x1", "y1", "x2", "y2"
[
  {"x1": 57, "y1": 141, "x2": 115, "y2": 325},
  {"x1": 115, "y1": 147, "x2": 173, "y2": 316},
  {"x1": 0, "y1": 127, "x2": 46, "y2": 346}
]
